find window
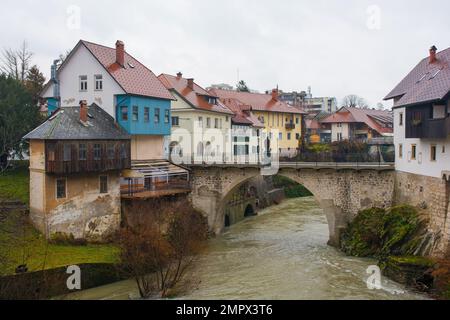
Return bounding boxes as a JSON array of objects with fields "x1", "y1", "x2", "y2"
[
  {"x1": 99, "y1": 176, "x2": 108, "y2": 194},
  {"x1": 399, "y1": 144, "x2": 403, "y2": 159},
  {"x1": 198, "y1": 117, "x2": 203, "y2": 128},
  {"x1": 214, "y1": 118, "x2": 219, "y2": 129},
  {"x1": 48, "y1": 144, "x2": 55, "y2": 161},
  {"x1": 411, "y1": 144, "x2": 417, "y2": 160},
  {"x1": 79, "y1": 144, "x2": 87, "y2": 160},
  {"x1": 431, "y1": 145, "x2": 437, "y2": 161},
  {"x1": 107, "y1": 144, "x2": 115, "y2": 159},
  {"x1": 56, "y1": 179, "x2": 66, "y2": 199},
  {"x1": 94, "y1": 144, "x2": 101, "y2": 160},
  {"x1": 296, "y1": 117, "x2": 300, "y2": 125},
  {"x1": 121, "y1": 106, "x2": 128, "y2": 121},
  {"x1": 94, "y1": 75, "x2": 103, "y2": 91},
  {"x1": 337, "y1": 133, "x2": 343, "y2": 141},
  {"x1": 165, "y1": 110, "x2": 170, "y2": 124},
  {"x1": 206, "y1": 118, "x2": 211, "y2": 128},
  {"x1": 79, "y1": 75, "x2": 88, "y2": 91},
  {"x1": 144, "y1": 107, "x2": 150, "y2": 122},
  {"x1": 443, "y1": 145, "x2": 446, "y2": 154},
  {"x1": 287, "y1": 133, "x2": 292, "y2": 140},
  {"x1": 226, "y1": 116, "x2": 229, "y2": 122},
  {"x1": 296, "y1": 133, "x2": 300, "y2": 140},
  {"x1": 172, "y1": 116, "x2": 180, "y2": 126},
  {"x1": 399, "y1": 112, "x2": 404, "y2": 126},
  {"x1": 120, "y1": 143, "x2": 127, "y2": 159},
  {"x1": 63, "y1": 144, "x2": 71, "y2": 161},
  {"x1": 279, "y1": 133, "x2": 283, "y2": 141},
  {"x1": 154, "y1": 108, "x2": 160, "y2": 124},
  {"x1": 132, "y1": 106, "x2": 139, "y2": 122}
]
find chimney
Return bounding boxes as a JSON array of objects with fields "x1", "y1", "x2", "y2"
[
  {"x1": 116, "y1": 40, "x2": 125, "y2": 66},
  {"x1": 271, "y1": 88, "x2": 279, "y2": 101},
  {"x1": 187, "y1": 78, "x2": 194, "y2": 89},
  {"x1": 429, "y1": 45, "x2": 438, "y2": 64},
  {"x1": 176, "y1": 72, "x2": 183, "y2": 79},
  {"x1": 80, "y1": 100, "x2": 88, "y2": 123}
]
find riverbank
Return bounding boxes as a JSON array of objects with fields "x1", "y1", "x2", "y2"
[{"x1": 340, "y1": 206, "x2": 450, "y2": 299}]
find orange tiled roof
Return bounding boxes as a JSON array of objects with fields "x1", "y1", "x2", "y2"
[
  {"x1": 158, "y1": 74, "x2": 234, "y2": 115},
  {"x1": 321, "y1": 107, "x2": 393, "y2": 135},
  {"x1": 210, "y1": 89, "x2": 307, "y2": 115}
]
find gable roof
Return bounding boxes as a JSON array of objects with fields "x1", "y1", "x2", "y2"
[
  {"x1": 384, "y1": 47, "x2": 450, "y2": 107},
  {"x1": 210, "y1": 89, "x2": 307, "y2": 115},
  {"x1": 158, "y1": 74, "x2": 233, "y2": 115},
  {"x1": 42, "y1": 40, "x2": 174, "y2": 101},
  {"x1": 23, "y1": 104, "x2": 130, "y2": 140},
  {"x1": 321, "y1": 107, "x2": 393, "y2": 135},
  {"x1": 219, "y1": 97, "x2": 264, "y2": 127}
]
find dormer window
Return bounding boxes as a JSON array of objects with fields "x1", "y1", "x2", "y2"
[
  {"x1": 208, "y1": 97, "x2": 217, "y2": 105},
  {"x1": 79, "y1": 75, "x2": 88, "y2": 91},
  {"x1": 95, "y1": 74, "x2": 103, "y2": 91}
]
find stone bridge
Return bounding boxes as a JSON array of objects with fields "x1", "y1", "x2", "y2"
[{"x1": 188, "y1": 163, "x2": 396, "y2": 247}]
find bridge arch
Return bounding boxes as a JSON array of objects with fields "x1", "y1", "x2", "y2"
[{"x1": 189, "y1": 166, "x2": 395, "y2": 247}]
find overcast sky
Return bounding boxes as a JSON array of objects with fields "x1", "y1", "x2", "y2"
[{"x1": 1, "y1": 0, "x2": 449, "y2": 108}]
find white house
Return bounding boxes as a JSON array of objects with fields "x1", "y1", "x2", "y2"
[
  {"x1": 385, "y1": 45, "x2": 450, "y2": 179},
  {"x1": 41, "y1": 40, "x2": 174, "y2": 160},
  {"x1": 385, "y1": 45, "x2": 450, "y2": 257}
]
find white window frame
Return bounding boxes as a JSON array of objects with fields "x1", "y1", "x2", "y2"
[
  {"x1": 94, "y1": 74, "x2": 103, "y2": 91},
  {"x1": 79, "y1": 75, "x2": 88, "y2": 92}
]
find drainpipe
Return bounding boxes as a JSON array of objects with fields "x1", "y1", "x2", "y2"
[{"x1": 51, "y1": 60, "x2": 60, "y2": 109}]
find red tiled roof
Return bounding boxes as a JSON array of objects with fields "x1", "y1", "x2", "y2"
[
  {"x1": 385, "y1": 47, "x2": 450, "y2": 107},
  {"x1": 321, "y1": 107, "x2": 393, "y2": 135},
  {"x1": 158, "y1": 74, "x2": 233, "y2": 115},
  {"x1": 305, "y1": 119, "x2": 321, "y2": 130},
  {"x1": 79, "y1": 40, "x2": 173, "y2": 100},
  {"x1": 219, "y1": 97, "x2": 264, "y2": 127},
  {"x1": 210, "y1": 89, "x2": 307, "y2": 115}
]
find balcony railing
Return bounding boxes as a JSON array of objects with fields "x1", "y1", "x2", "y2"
[{"x1": 285, "y1": 122, "x2": 295, "y2": 130}]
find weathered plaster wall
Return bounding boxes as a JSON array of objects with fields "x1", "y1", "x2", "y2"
[
  {"x1": 43, "y1": 172, "x2": 121, "y2": 241},
  {"x1": 394, "y1": 171, "x2": 450, "y2": 257},
  {"x1": 29, "y1": 140, "x2": 46, "y2": 232}
]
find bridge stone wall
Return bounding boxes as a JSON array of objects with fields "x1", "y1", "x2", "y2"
[{"x1": 189, "y1": 167, "x2": 396, "y2": 247}]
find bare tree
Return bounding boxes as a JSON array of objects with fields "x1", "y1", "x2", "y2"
[
  {"x1": 342, "y1": 94, "x2": 369, "y2": 109},
  {"x1": 0, "y1": 41, "x2": 33, "y2": 83},
  {"x1": 119, "y1": 199, "x2": 207, "y2": 299}
]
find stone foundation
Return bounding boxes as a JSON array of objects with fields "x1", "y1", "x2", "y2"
[{"x1": 394, "y1": 171, "x2": 450, "y2": 257}]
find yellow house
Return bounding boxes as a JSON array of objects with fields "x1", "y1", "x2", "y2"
[
  {"x1": 158, "y1": 73, "x2": 234, "y2": 162},
  {"x1": 210, "y1": 88, "x2": 307, "y2": 157}
]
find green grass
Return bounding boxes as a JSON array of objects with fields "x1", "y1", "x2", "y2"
[
  {"x1": 0, "y1": 162, "x2": 119, "y2": 275},
  {"x1": 0, "y1": 210, "x2": 119, "y2": 275},
  {"x1": 0, "y1": 163, "x2": 30, "y2": 204},
  {"x1": 272, "y1": 175, "x2": 313, "y2": 198}
]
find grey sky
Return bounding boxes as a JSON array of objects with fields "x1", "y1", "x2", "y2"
[{"x1": 1, "y1": 0, "x2": 449, "y2": 108}]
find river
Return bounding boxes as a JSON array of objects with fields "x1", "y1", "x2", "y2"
[{"x1": 66, "y1": 197, "x2": 428, "y2": 300}]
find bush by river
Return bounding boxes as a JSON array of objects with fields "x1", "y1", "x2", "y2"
[{"x1": 340, "y1": 205, "x2": 450, "y2": 299}]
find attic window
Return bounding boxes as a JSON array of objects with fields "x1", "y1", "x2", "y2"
[
  {"x1": 128, "y1": 62, "x2": 135, "y2": 69},
  {"x1": 429, "y1": 68, "x2": 442, "y2": 80},
  {"x1": 417, "y1": 73, "x2": 428, "y2": 83}
]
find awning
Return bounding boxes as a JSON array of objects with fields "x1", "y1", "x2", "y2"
[{"x1": 121, "y1": 169, "x2": 145, "y2": 179}]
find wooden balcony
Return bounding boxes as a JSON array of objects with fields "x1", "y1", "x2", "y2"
[
  {"x1": 45, "y1": 141, "x2": 131, "y2": 175},
  {"x1": 406, "y1": 116, "x2": 450, "y2": 139},
  {"x1": 285, "y1": 122, "x2": 295, "y2": 130}
]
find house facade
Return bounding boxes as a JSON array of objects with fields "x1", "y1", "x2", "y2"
[
  {"x1": 210, "y1": 88, "x2": 307, "y2": 158},
  {"x1": 158, "y1": 73, "x2": 234, "y2": 163},
  {"x1": 385, "y1": 45, "x2": 450, "y2": 257},
  {"x1": 24, "y1": 102, "x2": 131, "y2": 240},
  {"x1": 41, "y1": 40, "x2": 174, "y2": 160},
  {"x1": 320, "y1": 107, "x2": 393, "y2": 143}
]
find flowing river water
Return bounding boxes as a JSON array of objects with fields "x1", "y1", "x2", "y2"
[{"x1": 66, "y1": 197, "x2": 428, "y2": 300}]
